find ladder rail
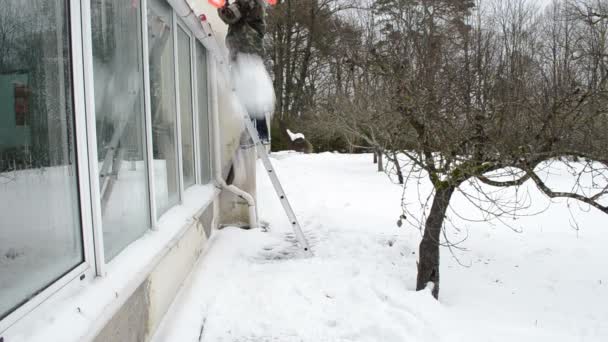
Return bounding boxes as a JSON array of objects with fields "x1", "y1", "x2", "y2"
[
  {"x1": 243, "y1": 116, "x2": 312, "y2": 256},
  {"x1": 98, "y1": 18, "x2": 171, "y2": 210}
]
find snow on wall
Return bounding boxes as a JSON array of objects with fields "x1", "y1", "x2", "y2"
[{"x1": 147, "y1": 211, "x2": 209, "y2": 338}]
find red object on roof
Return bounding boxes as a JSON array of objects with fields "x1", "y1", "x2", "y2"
[
  {"x1": 267, "y1": 0, "x2": 277, "y2": 4},
  {"x1": 208, "y1": 0, "x2": 225, "y2": 8}
]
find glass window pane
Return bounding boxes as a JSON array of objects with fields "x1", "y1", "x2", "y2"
[
  {"x1": 177, "y1": 26, "x2": 195, "y2": 188},
  {"x1": 148, "y1": 0, "x2": 179, "y2": 217},
  {"x1": 196, "y1": 43, "x2": 211, "y2": 184},
  {"x1": 0, "y1": 0, "x2": 83, "y2": 320},
  {"x1": 91, "y1": 0, "x2": 150, "y2": 261}
]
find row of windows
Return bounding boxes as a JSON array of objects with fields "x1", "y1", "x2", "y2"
[{"x1": 0, "y1": 0, "x2": 212, "y2": 326}]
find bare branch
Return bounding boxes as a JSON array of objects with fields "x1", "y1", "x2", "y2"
[{"x1": 527, "y1": 170, "x2": 608, "y2": 214}]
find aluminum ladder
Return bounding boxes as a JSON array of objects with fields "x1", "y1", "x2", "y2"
[
  {"x1": 99, "y1": 13, "x2": 171, "y2": 211},
  {"x1": 243, "y1": 116, "x2": 312, "y2": 256}
]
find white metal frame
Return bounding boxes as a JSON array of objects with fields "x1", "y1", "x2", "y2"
[
  {"x1": 1, "y1": 0, "x2": 220, "y2": 337},
  {"x1": 201, "y1": 44, "x2": 213, "y2": 184},
  {"x1": 0, "y1": 0, "x2": 96, "y2": 335},
  {"x1": 176, "y1": 18, "x2": 197, "y2": 190},
  {"x1": 142, "y1": 0, "x2": 158, "y2": 229},
  {"x1": 207, "y1": 51, "x2": 219, "y2": 178},
  {"x1": 146, "y1": 0, "x2": 183, "y2": 217},
  {"x1": 191, "y1": 33, "x2": 202, "y2": 185},
  {"x1": 135, "y1": 0, "x2": 154, "y2": 235},
  {"x1": 194, "y1": 41, "x2": 213, "y2": 185},
  {"x1": 84, "y1": 0, "x2": 152, "y2": 270},
  {"x1": 172, "y1": 11, "x2": 185, "y2": 202},
  {"x1": 81, "y1": 0, "x2": 106, "y2": 276},
  {"x1": 70, "y1": 0, "x2": 97, "y2": 277},
  {"x1": 71, "y1": 0, "x2": 96, "y2": 277}
]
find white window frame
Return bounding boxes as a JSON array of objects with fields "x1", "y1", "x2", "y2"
[
  {"x1": 191, "y1": 32, "x2": 202, "y2": 185},
  {"x1": 80, "y1": 0, "x2": 106, "y2": 277},
  {"x1": 0, "y1": 0, "x2": 97, "y2": 335},
  {"x1": 173, "y1": 11, "x2": 185, "y2": 201},
  {"x1": 175, "y1": 18, "x2": 198, "y2": 191},
  {"x1": 1, "y1": 0, "x2": 219, "y2": 337},
  {"x1": 194, "y1": 41, "x2": 213, "y2": 185},
  {"x1": 207, "y1": 52, "x2": 220, "y2": 179},
  {"x1": 141, "y1": 0, "x2": 158, "y2": 228},
  {"x1": 144, "y1": 0, "x2": 182, "y2": 218},
  {"x1": 83, "y1": 0, "x2": 153, "y2": 271}
]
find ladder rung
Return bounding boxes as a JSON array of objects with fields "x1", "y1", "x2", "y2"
[{"x1": 243, "y1": 117, "x2": 312, "y2": 256}]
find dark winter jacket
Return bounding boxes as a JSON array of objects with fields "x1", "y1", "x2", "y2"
[{"x1": 218, "y1": 0, "x2": 266, "y2": 61}]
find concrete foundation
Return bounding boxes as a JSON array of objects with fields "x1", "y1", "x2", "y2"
[{"x1": 93, "y1": 203, "x2": 214, "y2": 342}]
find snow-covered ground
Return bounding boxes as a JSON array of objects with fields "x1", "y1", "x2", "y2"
[{"x1": 153, "y1": 152, "x2": 608, "y2": 342}]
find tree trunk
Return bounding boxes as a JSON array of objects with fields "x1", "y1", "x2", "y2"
[
  {"x1": 392, "y1": 151, "x2": 404, "y2": 184},
  {"x1": 416, "y1": 185, "x2": 455, "y2": 299},
  {"x1": 377, "y1": 150, "x2": 384, "y2": 172},
  {"x1": 373, "y1": 151, "x2": 378, "y2": 164}
]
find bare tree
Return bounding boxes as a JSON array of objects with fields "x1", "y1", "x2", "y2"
[
  {"x1": 266, "y1": 0, "x2": 608, "y2": 299},
  {"x1": 330, "y1": 0, "x2": 608, "y2": 298}
]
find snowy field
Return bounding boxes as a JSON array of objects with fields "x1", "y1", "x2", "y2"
[{"x1": 154, "y1": 152, "x2": 608, "y2": 342}]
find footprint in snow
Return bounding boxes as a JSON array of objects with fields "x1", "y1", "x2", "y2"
[{"x1": 255, "y1": 229, "x2": 319, "y2": 262}]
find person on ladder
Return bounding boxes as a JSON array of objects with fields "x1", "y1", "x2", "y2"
[
  {"x1": 210, "y1": 0, "x2": 312, "y2": 253},
  {"x1": 218, "y1": 0, "x2": 270, "y2": 145}
]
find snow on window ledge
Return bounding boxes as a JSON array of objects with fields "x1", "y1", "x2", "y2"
[{"x1": 2, "y1": 184, "x2": 219, "y2": 342}]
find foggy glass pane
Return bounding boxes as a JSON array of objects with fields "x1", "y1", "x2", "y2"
[
  {"x1": 0, "y1": 0, "x2": 83, "y2": 320},
  {"x1": 177, "y1": 26, "x2": 196, "y2": 188},
  {"x1": 91, "y1": 0, "x2": 150, "y2": 261},
  {"x1": 148, "y1": 0, "x2": 179, "y2": 217},
  {"x1": 196, "y1": 43, "x2": 211, "y2": 184}
]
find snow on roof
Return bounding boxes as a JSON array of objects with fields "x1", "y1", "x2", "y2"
[{"x1": 286, "y1": 129, "x2": 305, "y2": 141}]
